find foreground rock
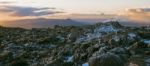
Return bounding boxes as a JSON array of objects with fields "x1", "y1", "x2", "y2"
[
  {"x1": 89, "y1": 52, "x2": 124, "y2": 66},
  {"x1": 0, "y1": 22, "x2": 149, "y2": 66}
]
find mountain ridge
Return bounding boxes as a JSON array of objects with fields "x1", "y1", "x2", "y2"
[{"x1": 1, "y1": 18, "x2": 86, "y2": 29}]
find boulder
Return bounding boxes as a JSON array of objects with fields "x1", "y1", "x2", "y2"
[{"x1": 89, "y1": 52, "x2": 124, "y2": 66}]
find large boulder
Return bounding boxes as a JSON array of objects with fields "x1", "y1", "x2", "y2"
[
  {"x1": 0, "y1": 50, "x2": 13, "y2": 62},
  {"x1": 89, "y1": 52, "x2": 124, "y2": 66},
  {"x1": 127, "y1": 55, "x2": 146, "y2": 66}
]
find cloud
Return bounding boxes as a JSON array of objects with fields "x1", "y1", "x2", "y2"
[
  {"x1": 0, "y1": 4, "x2": 65, "y2": 21},
  {"x1": 0, "y1": 1, "x2": 13, "y2": 4},
  {"x1": 0, "y1": 6, "x2": 64, "y2": 17},
  {"x1": 122, "y1": 8, "x2": 150, "y2": 22}
]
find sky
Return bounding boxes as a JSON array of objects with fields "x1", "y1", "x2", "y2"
[
  {"x1": 0, "y1": 0, "x2": 149, "y2": 13},
  {"x1": 0, "y1": 0, "x2": 150, "y2": 26}
]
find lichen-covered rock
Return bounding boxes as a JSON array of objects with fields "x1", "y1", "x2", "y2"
[
  {"x1": 127, "y1": 55, "x2": 146, "y2": 66},
  {"x1": 110, "y1": 47, "x2": 127, "y2": 54},
  {"x1": 8, "y1": 58, "x2": 28, "y2": 66},
  {"x1": 92, "y1": 46, "x2": 110, "y2": 57},
  {"x1": 89, "y1": 52, "x2": 124, "y2": 66},
  {"x1": 0, "y1": 50, "x2": 13, "y2": 62},
  {"x1": 0, "y1": 22, "x2": 149, "y2": 66}
]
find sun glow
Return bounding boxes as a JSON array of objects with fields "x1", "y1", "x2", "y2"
[
  {"x1": 0, "y1": 0, "x2": 150, "y2": 24},
  {"x1": 1, "y1": 0, "x2": 150, "y2": 14}
]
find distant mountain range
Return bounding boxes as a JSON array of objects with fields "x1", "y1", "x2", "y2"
[
  {"x1": 0, "y1": 18, "x2": 149, "y2": 29},
  {"x1": 1, "y1": 18, "x2": 86, "y2": 29},
  {"x1": 74, "y1": 19, "x2": 150, "y2": 27},
  {"x1": 119, "y1": 21, "x2": 150, "y2": 27}
]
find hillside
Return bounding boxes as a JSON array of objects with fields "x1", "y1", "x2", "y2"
[{"x1": 0, "y1": 22, "x2": 150, "y2": 66}]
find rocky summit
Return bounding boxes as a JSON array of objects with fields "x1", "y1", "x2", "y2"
[{"x1": 0, "y1": 21, "x2": 150, "y2": 66}]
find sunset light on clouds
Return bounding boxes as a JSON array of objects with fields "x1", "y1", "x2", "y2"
[{"x1": 0, "y1": 0, "x2": 150, "y2": 26}]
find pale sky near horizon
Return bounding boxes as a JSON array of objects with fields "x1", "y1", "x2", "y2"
[
  {"x1": 0, "y1": 0, "x2": 150, "y2": 14},
  {"x1": 0, "y1": 0, "x2": 150, "y2": 23}
]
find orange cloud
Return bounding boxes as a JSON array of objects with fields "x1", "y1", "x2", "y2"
[
  {"x1": 0, "y1": 10, "x2": 37, "y2": 22},
  {"x1": 122, "y1": 8, "x2": 150, "y2": 22},
  {"x1": 0, "y1": 4, "x2": 65, "y2": 22}
]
